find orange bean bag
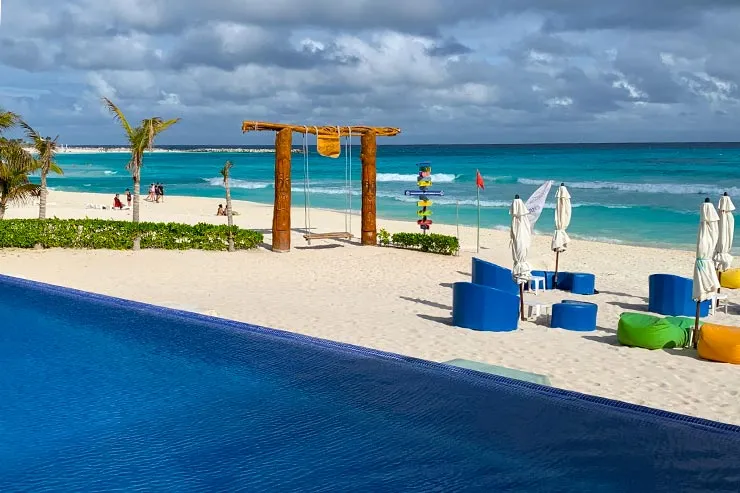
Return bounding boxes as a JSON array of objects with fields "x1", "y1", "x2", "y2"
[{"x1": 697, "y1": 323, "x2": 740, "y2": 364}]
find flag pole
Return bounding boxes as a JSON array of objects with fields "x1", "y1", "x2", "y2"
[{"x1": 476, "y1": 170, "x2": 481, "y2": 253}]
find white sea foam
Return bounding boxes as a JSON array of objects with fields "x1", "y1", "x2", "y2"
[
  {"x1": 376, "y1": 173, "x2": 458, "y2": 183},
  {"x1": 103, "y1": 170, "x2": 117, "y2": 175},
  {"x1": 203, "y1": 178, "x2": 272, "y2": 189},
  {"x1": 518, "y1": 178, "x2": 740, "y2": 196}
]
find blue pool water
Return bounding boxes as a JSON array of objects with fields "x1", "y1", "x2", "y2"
[
  {"x1": 46, "y1": 142, "x2": 740, "y2": 249},
  {"x1": 1, "y1": 275, "x2": 739, "y2": 492}
]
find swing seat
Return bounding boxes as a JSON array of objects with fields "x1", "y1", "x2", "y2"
[{"x1": 303, "y1": 232, "x2": 354, "y2": 241}]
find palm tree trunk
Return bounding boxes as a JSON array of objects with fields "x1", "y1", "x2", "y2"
[
  {"x1": 225, "y1": 176, "x2": 234, "y2": 252},
  {"x1": 0, "y1": 199, "x2": 7, "y2": 220},
  {"x1": 39, "y1": 171, "x2": 48, "y2": 219},
  {"x1": 132, "y1": 163, "x2": 141, "y2": 250}
]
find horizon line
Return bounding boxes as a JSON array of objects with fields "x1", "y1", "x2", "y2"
[{"x1": 52, "y1": 141, "x2": 740, "y2": 147}]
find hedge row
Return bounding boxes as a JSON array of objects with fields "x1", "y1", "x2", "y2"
[
  {"x1": 0, "y1": 219, "x2": 263, "y2": 251},
  {"x1": 378, "y1": 229, "x2": 460, "y2": 255}
]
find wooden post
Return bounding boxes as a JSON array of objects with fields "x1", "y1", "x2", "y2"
[
  {"x1": 272, "y1": 128, "x2": 292, "y2": 252},
  {"x1": 361, "y1": 130, "x2": 377, "y2": 245},
  {"x1": 519, "y1": 284, "x2": 526, "y2": 321},
  {"x1": 693, "y1": 301, "x2": 701, "y2": 348}
]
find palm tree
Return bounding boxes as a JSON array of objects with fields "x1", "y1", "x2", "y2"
[
  {"x1": 0, "y1": 139, "x2": 40, "y2": 219},
  {"x1": 102, "y1": 98, "x2": 180, "y2": 250},
  {"x1": 20, "y1": 122, "x2": 63, "y2": 219},
  {"x1": 0, "y1": 109, "x2": 18, "y2": 133},
  {"x1": 220, "y1": 160, "x2": 235, "y2": 252}
]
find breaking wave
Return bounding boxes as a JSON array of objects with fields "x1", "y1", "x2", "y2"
[
  {"x1": 517, "y1": 178, "x2": 740, "y2": 196},
  {"x1": 203, "y1": 178, "x2": 272, "y2": 189}
]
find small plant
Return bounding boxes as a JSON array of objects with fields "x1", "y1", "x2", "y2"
[
  {"x1": 0, "y1": 219, "x2": 263, "y2": 251},
  {"x1": 378, "y1": 228, "x2": 391, "y2": 246},
  {"x1": 378, "y1": 229, "x2": 459, "y2": 255}
]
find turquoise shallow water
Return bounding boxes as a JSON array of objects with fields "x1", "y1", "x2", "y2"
[{"x1": 47, "y1": 143, "x2": 740, "y2": 249}]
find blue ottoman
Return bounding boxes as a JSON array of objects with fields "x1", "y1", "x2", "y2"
[
  {"x1": 452, "y1": 282, "x2": 519, "y2": 332},
  {"x1": 554, "y1": 271, "x2": 574, "y2": 291},
  {"x1": 472, "y1": 258, "x2": 519, "y2": 296},
  {"x1": 571, "y1": 273, "x2": 596, "y2": 295},
  {"x1": 551, "y1": 300, "x2": 598, "y2": 331},
  {"x1": 649, "y1": 274, "x2": 710, "y2": 317}
]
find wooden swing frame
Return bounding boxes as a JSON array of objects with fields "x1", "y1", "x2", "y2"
[{"x1": 242, "y1": 121, "x2": 401, "y2": 252}]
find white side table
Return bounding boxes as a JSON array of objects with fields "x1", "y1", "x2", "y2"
[
  {"x1": 528, "y1": 276, "x2": 546, "y2": 295},
  {"x1": 524, "y1": 301, "x2": 551, "y2": 322},
  {"x1": 710, "y1": 293, "x2": 729, "y2": 316}
]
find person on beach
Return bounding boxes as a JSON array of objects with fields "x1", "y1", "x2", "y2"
[
  {"x1": 217, "y1": 204, "x2": 225, "y2": 216},
  {"x1": 113, "y1": 194, "x2": 124, "y2": 210},
  {"x1": 147, "y1": 184, "x2": 156, "y2": 201},
  {"x1": 125, "y1": 188, "x2": 132, "y2": 207},
  {"x1": 158, "y1": 183, "x2": 165, "y2": 203}
]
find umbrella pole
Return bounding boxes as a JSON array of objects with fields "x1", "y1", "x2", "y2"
[
  {"x1": 519, "y1": 284, "x2": 525, "y2": 321},
  {"x1": 554, "y1": 251, "x2": 560, "y2": 288},
  {"x1": 693, "y1": 301, "x2": 701, "y2": 349}
]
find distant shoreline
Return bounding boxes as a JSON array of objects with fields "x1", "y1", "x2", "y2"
[{"x1": 22, "y1": 146, "x2": 303, "y2": 155}]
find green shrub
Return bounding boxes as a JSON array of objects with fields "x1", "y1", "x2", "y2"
[
  {"x1": 378, "y1": 228, "x2": 459, "y2": 255},
  {"x1": 0, "y1": 219, "x2": 263, "y2": 251}
]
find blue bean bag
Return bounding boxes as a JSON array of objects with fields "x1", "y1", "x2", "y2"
[
  {"x1": 452, "y1": 282, "x2": 519, "y2": 332},
  {"x1": 571, "y1": 273, "x2": 596, "y2": 295},
  {"x1": 471, "y1": 258, "x2": 519, "y2": 296},
  {"x1": 648, "y1": 274, "x2": 710, "y2": 317}
]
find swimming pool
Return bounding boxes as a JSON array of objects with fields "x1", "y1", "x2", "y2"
[{"x1": 1, "y1": 275, "x2": 739, "y2": 492}]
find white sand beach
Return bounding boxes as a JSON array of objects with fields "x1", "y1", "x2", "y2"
[{"x1": 2, "y1": 190, "x2": 739, "y2": 425}]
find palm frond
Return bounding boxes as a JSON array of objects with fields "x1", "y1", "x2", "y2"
[
  {"x1": 18, "y1": 120, "x2": 41, "y2": 143},
  {"x1": 0, "y1": 110, "x2": 19, "y2": 132},
  {"x1": 101, "y1": 98, "x2": 134, "y2": 137},
  {"x1": 48, "y1": 162, "x2": 64, "y2": 175},
  {"x1": 5, "y1": 182, "x2": 41, "y2": 205}
]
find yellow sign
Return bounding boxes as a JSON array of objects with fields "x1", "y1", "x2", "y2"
[{"x1": 417, "y1": 200, "x2": 432, "y2": 207}]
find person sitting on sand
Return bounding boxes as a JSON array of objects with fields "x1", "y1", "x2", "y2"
[
  {"x1": 113, "y1": 194, "x2": 124, "y2": 210},
  {"x1": 217, "y1": 204, "x2": 225, "y2": 216}
]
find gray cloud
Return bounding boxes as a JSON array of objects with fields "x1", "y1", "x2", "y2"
[{"x1": 1, "y1": 0, "x2": 739, "y2": 144}]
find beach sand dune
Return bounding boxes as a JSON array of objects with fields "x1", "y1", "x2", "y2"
[{"x1": 2, "y1": 191, "x2": 739, "y2": 425}]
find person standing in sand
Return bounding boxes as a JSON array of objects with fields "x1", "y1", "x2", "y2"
[
  {"x1": 147, "y1": 184, "x2": 156, "y2": 202},
  {"x1": 125, "y1": 188, "x2": 132, "y2": 207}
]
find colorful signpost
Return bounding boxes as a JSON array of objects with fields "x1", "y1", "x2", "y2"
[{"x1": 403, "y1": 162, "x2": 444, "y2": 233}]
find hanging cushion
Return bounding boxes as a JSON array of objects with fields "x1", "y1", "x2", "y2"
[
  {"x1": 316, "y1": 130, "x2": 341, "y2": 158},
  {"x1": 617, "y1": 312, "x2": 693, "y2": 350},
  {"x1": 697, "y1": 323, "x2": 740, "y2": 364},
  {"x1": 719, "y1": 268, "x2": 740, "y2": 289}
]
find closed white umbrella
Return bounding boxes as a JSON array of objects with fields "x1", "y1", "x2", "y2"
[
  {"x1": 714, "y1": 192, "x2": 735, "y2": 274},
  {"x1": 551, "y1": 183, "x2": 571, "y2": 287},
  {"x1": 511, "y1": 195, "x2": 532, "y2": 321},
  {"x1": 692, "y1": 198, "x2": 721, "y2": 345}
]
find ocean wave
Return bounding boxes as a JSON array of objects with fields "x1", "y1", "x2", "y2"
[
  {"x1": 203, "y1": 178, "x2": 272, "y2": 189},
  {"x1": 482, "y1": 175, "x2": 516, "y2": 184},
  {"x1": 517, "y1": 178, "x2": 740, "y2": 196},
  {"x1": 376, "y1": 173, "x2": 458, "y2": 183},
  {"x1": 103, "y1": 170, "x2": 117, "y2": 175}
]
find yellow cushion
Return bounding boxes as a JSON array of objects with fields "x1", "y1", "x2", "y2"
[
  {"x1": 697, "y1": 323, "x2": 740, "y2": 364},
  {"x1": 720, "y1": 268, "x2": 740, "y2": 289}
]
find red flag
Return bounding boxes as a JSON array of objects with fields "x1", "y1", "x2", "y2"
[{"x1": 476, "y1": 170, "x2": 485, "y2": 190}]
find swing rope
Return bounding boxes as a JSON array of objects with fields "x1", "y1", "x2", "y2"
[
  {"x1": 302, "y1": 126, "x2": 312, "y2": 236},
  {"x1": 301, "y1": 125, "x2": 354, "y2": 243}
]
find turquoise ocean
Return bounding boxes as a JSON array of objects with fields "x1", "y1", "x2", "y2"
[{"x1": 48, "y1": 143, "x2": 740, "y2": 250}]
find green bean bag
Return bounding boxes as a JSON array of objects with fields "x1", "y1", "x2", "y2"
[{"x1": 617, "y1": 312, "x2": 696, "y2": 350}]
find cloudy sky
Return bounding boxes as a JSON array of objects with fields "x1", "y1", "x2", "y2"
[{"x1": 1, "y1": 0, "x2": 739, "y2": 144}]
